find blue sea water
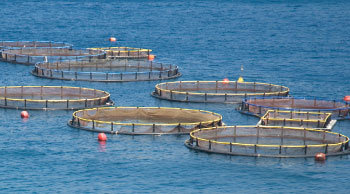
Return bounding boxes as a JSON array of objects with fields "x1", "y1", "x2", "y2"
[{"x1": 1, "y1": 0, "x2": 350, "y2": 193}]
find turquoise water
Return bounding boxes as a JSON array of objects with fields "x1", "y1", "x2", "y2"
[{"x1": 1, "y1": 0, "x2": 350, "y2": 193}]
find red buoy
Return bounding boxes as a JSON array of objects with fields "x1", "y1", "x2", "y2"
[
  {"x1": 109, "y1": 37, "x2": 117, "y2": 42},
  {"x1": 344, "y1": 96, "x2": 350, "y2": 102},
  {"x1": 223, "y1": 78, "x2": 229, "y2": 84},
  {"x1": 21, "y1": 111, "x2": 29, "y2": 118},
  {"x1": 98, "y1": 133, "x2": 107, "y2": 141},
  {"x1": 315, "y1": 153, "x2": 326, "y2": 161},
  {"x1": 148, "y1": 55, "x2": 155, "y2": 61}
]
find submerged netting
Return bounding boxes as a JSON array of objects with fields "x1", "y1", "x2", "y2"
[
  {"x1": 0, "y1": 41, "x2": 72, "y2": 49},
  {"x1": 259, "y1": 110, "x2": 333, "y2": 129},
  {"x1": 1, "y1": 48, "x2": 106, "y2": 65},
  {"x1": 68, "y1": 107, "x2": 223, "y2": 135},
  {"x1": 0, "y1": 86, "x2": 113, "y2": 110},
  {"x1": 240, "y1": 97, "x2": 350, "y2": 119},
  {"x1": 152, "y1": 81, "x2": 289, "y2": 103},
  {"x1": 88, "y1": 47, "x2": 152, "y2": 58},
  {"x1": 32, "y1": 59, "x2": 181, "y2": 82},
  {"x1": 185, "y1": 126, "x2": 350, "y2": 157}
]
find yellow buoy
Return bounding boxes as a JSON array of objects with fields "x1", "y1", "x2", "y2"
[{"x1": 237, "y1": 76, "x2": 244, "y2": 82}]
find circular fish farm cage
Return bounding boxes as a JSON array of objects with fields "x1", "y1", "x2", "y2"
[
  {"x1": 0, "y1": 41, "x2": 72, "y2": 50},
  {"x1": 68, "y1": 107, "x2": 223, "y2": 135},
  {"x1": 32, "y1": 59, "x2": 181, "y2": 82},
  {"x1": 185, "y1": 126, "x2": 350, "y2": 158},
  {"x1": 1, "y1": 48, "x2": 106, "y2": 65},
  {"x1": 240, "y1": 97, "x2": 350, "y2": 119},
  {"x1": 258, "y1": 110, "x2": 334, "y2": 130},
  {"x1": 152, "y1": 81, "x2": 289, "y2": 103},
  {"x1": 88, "y1": 47, "x2": 152, "y2": 59},
  {"x1": 0, "y1": 86, "x2": 113, "y2": 110}
]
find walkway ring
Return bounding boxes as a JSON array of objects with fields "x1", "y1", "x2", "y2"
[
  {"x1": 240, "y1": 96, "x2": 350, "y2": 119},
  {"x1": 186, "y1": 125, "x2": 350, "y2": 158},
  {"x1": 0, "y1": 86, "x2": 113, "y2": 110},
  {"x1": 68, "y1": 107, "x2": 223, "y2": 135},
  {"x1": 0, "y1": 41, "x2": 72, "y2": 49},
  {"x1": 1, "y1": 48, "x2": 106, "y2": 65},
  {"x1": 152, "y1": 81, "x2": 290, "y2": 103},
  {"x1": 88, "y1": 47, "x2": 152, "y2": 59},
  {"x1": 259, "y1": 110, "x2": 333, "y2": 129},
  {"x1": 32, "y1": 59, "x2": 181, "y2": 82}
]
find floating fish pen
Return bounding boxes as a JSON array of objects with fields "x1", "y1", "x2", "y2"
[
  {"x1": 258, "y1": 110, "x2": 335, "y2": 130},
  {"x1": 0, "y1": 41, "x2": 72, "y2": 49},
  {"x1": 68, "y1": 107, "x2": 223, "y2": 135},
  {"x1": 0, "y1": 86, "x2": 113, "y2": 110},
  {"x1": 185, "y1": 126, "x2": 350, "y2": 158},
  {"x1": 240, "y1": 97, "x2": 350, "y2": 119},
  {"x1": 1, "y1": 48, "x2": 106, "y2": 65},
  {"x1": 88, "y1": 47, "x2": 152, "y2": 59},
  {"x1": 152, "y1": 81, "x2": 289, "y2": 103},
  {"x1": 32, "y1": 59, "x2": 181, "y2": 82}
]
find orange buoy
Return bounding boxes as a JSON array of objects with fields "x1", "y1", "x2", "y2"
[
  {"x1": 148, "y1": 55, "x2": 155, "y2": 61},
  {"x1": 109, "y1": 37, "x2": 117, "y2": 42},
  {"x1": 21, "y1": 111, "x2": 29, "y2": 118},
  {"x1": 344, "y1": 96, "x2": 350, "y2": 102},
  {"x1": 98, "y1": 133, "x2": 107, "y2": 141},
  {"x1": 223, "y1": 78, "x2": 229, "y2": 84},
  {"x1": 315, "y1": 153, "x2": 326, "y2": 161}
]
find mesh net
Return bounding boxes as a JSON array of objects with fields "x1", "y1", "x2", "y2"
[
  {"x1": 0, "y1": 41, "x2": 72, "y2": 49},
  {"x1": 0, "y1": 86, "x2": 113, "y2": 110},
  {"x1": 1, "y1": 48, "x2": 106, "y2": 65},
  {"x1": 259, "y1": 110, "x2": 332, "y2": 129},
  {"x1": 32, "y1": 59, "x2": 180, "y2": 82},
  {"x1": 68, "y1": 107, "x2": 223, "y2": 134},
  {"x1": 88, "y1": 47, "x2": 152, "y2": 59},
  {"x1": 152, "y1": 81, "x2": 289, "y2": 103},
  {"x1": 187, "y1": 126, "x2": 350, "y2": 157},
  {"x1": 240, "y1": 97, "x2": 350, "y2": 119}
]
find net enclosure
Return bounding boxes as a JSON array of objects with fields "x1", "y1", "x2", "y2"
[
  {"x1": 0, "y1": 41, "x2": 72, "y2": 49},
  {"x1": 1, "y1": 48, "x2": 106, "y2": 65},
  {"x1": 152, "y1": 81, "x2": 290, "y2": 103},
  {"x1": 0, "y1": 86, "x2": 113, "y2": 110},
  {"x1": 240, "y1": 97, "x2": 350, "y2": 119},
  {"x1": 32, "y1": 59, "x2": 181, "y2": 82},
  {"x1": 88, "y1": 47, "x2": 152, "y2": 59},
  {"x1": 68, "y1": 107, "x2": 223, "y2": 135},
  {"x1": 185, "y1": 126, "x2": 350, "y2": 158},
  {"x1": 258, "y1": 110, "x2": 334, "y2": 130}
]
